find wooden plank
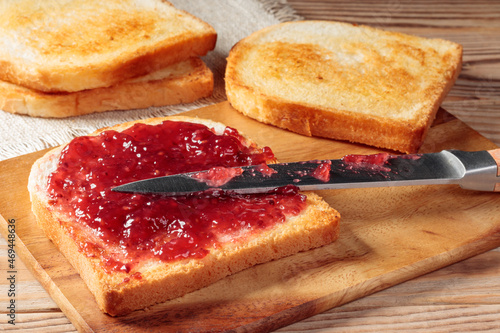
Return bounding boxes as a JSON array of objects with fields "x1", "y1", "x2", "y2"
[
  {"x1": 1, "y1": 102, "x2": 500, "y2": 332},
  {"x1": 3, "y1": 238, "x2": 500, "y2": 332},
  {"x1": 287, "y1": 0, "x2": 500, "y2": 28}
]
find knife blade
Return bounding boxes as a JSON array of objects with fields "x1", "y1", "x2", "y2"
[{"x1": 112, "y1": 149, "x2": 500, "y2": 196}]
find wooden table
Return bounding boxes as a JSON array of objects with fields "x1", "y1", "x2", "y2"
[{"x1": 1, "y1": 1, "x2": 499, "y2": 331}]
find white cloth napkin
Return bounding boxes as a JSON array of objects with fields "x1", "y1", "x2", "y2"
[{"x1": 0, "y1": 0, "x2": 302, "y2": 161}]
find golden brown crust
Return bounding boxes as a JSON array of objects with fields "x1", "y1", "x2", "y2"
[
  {"x1": 0, "y1": 0, "x2": 217, "y2": 92},
  {"x1": 225, "y1": 67, "x2": 460, "y2": 154},
  {"x1": 225, "y1": 21, "x2": 463, "y2": 153},
  {"x1": 0, "y1": 58, "x2": 214, "y2": 118},
  {"x1": 28, "y1": 116, "x2": 340, "y2": 316}
]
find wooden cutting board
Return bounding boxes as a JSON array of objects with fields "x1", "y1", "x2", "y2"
[{"x1": 1, "y1": 101, "x2": 500, "y2": 332}]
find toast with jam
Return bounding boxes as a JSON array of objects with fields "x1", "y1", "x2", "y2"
[
  {"x1": 225, "y1": 20, "x2": 462, "y2": 153},
  {"x1": 0, "y1": 58, "x2": 213, "y2": 118},
  {"x1": 28, "y1": 116, "x2": 340, "y2": 316}
]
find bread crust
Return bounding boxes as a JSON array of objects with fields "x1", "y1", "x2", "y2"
[
  {"x1": 225, "y1": 21, "x2": 463, "y2": 153},
  {"x1": 28, "y1": 116, "x2": 340, "y2": 316},
  {"x1": 0, "y1": 0, "x2": 217, "y2": 93},
  {"x1": 0, "y1": 58, "x2": 213, "y2": 118}
]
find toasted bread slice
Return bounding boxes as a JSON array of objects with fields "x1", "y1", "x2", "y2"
[
  {"x1": 0, "y1": 58, "x2": 213, "y2": 118},
  {"x1": 225, "y1": 21, "x2": 462, "y2": 153},
  {"x1": 0, "y1": 0, "x2": 216, "y2": 92},
  {"x1": 28, "y1": 116, "x2": 340, "y2": 316}
]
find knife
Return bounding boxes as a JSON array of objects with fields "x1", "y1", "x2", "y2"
[{"x1": 112, "y1": 149, "x2": 500, "y2": 196}]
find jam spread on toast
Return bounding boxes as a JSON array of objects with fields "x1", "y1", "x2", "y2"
[{"x1": 47, "y1": 120, "x2": 306, "y2": 273}]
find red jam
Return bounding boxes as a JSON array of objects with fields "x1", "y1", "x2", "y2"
[
  {"x1": 342, "y1": 153, "x2": 392, "y2": 172},
  {"x1": 191, "y1": 166, "x2": 244, "y2": 187},
  {"x1": 254, "y1": 163, "x2": 278, "y2": 177},
  {"x1": 47, "y1": 120, "x2": 307, "y2": 273},
  {"x1": 311, "y1": 160, "x2": 331, "y2": 182}
]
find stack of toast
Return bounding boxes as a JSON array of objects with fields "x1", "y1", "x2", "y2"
[{"x1": 0, "y1": 0, "x2": 217, "y2": 117}]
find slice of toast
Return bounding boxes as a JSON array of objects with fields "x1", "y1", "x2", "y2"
[
  {"x1": 28, "y1": 115, "x2": 340, "y2": 316},
  {"x1": 0, "y1": 58, "x2": 213, "y2": 118},
  {"x1": 225, "y1": 20, "x2": 462, "y2": 153},
  {"x1": 0, "y1": 0, "x2": 217, "y2": 92}
]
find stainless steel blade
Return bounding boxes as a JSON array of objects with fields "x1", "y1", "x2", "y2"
[{"x1": 112, "y1": 150, "x2": 500, "y2": 195}]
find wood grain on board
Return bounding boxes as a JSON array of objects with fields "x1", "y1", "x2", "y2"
[{"x1": 1, "y1": 102, "x2": 500, "y2": 332}]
